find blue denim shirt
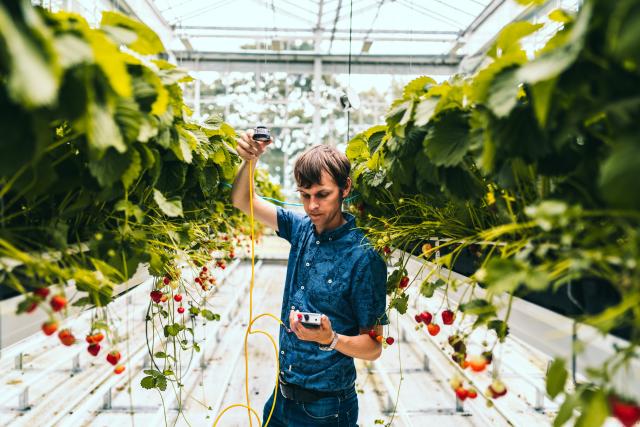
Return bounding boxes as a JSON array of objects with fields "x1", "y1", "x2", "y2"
[{"x1": 276, "y1": 206, "x2": 388, "y2": 392}]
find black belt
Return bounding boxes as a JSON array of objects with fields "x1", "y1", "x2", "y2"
[{"x1": 278, "y1": 374, "x2": 354, "y2": 403}]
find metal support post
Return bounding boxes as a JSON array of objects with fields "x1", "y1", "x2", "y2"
[
  {"x1": 19, "y1": 388, "x2": 29, "y2": 411},
  {"x1": 102, "y1": 388, "x2": 112, "y2": 410},
  {"x1": 15, "y1": 353, "x2": 24, "y2": 370},
  {"x1": 72, "y1": 354, "x2": 81, "y2": 373}
]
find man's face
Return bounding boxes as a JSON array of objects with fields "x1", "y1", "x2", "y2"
[{"x1": 297, "y1": 170, "x2": 349, "y2": 227}]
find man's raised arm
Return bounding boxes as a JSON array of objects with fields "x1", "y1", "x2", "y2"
[{"x1": 230, "y1": 129, "x2": 278, "y2": 231}]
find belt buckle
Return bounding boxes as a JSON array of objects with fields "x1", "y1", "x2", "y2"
[{"x1": 278, "y1": 378, "x2": 293, "y2": 400}]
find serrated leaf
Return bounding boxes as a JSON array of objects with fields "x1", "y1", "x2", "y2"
[
  {"x1": 554, "y1": 393, "x2": 580, "y2": 427},
  {"x1": 100, "y1": 11, "x2": 165, "y2": 55},
  {"x1": 115, "y1": 199, "x2": 144, "y2": 222},
  {"x1": 546, "y1": 358, "x2": 568, "y2": 398},
  {"x1": 423, "y1": 110, "x2": 471, "y2": 167},
  {"x1": 459, "y1": 299, "x2": 496, "y2": 316},
  {"x1": 414, "y1": 98, "x2": 439, "y2": 127},
  {"x1": 88, "y1": 148, "x2": 131, "y2": 187},
  {"x1": 488, "y1": 21, "x2": 543, "y2": 59},
  {"x1": 153, "y1": 189, "x2": 183, "y2": 217},
  {"x1": 201, "y1": 309, "x2": 219, "y2": 321},
  {"x1": 143, "y1": 369, "x2": 162, "y2": 377},
  {"x1": 121, "y1": 148, "x2": 141, "y2": 189},
  {"x1": 0, "y1": 2, "x2": 60, "y2": 107},
  {"x1": 530, "y1": 78, "x2": 557, "y2": 127},
  {"x1": 85, "y1": 30, "x2": 131, "y2": 98},
  {"x1": 86, "y1": 102, "x2": 126, "y2": 154},
  {"x1": 419, "y1": 279, "x2": 436, "y2": 298},
  {"x1": 389, "y1": 293, "x2": 409, "y2": 314},
  {"x1": 575, "y1": 389, "x2": 609, "y2": 427},
  {"x1": 403, "y1": 76, "x2": 436, "y2": 98},
  {"x1": 140, "y1": 376, "x2": 155, "y2": 389}
]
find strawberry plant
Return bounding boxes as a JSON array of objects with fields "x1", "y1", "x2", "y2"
[
  {"x1": 347, "y1": 0, "x2": 640, "y2": 424},
  {"x1": 0, "y1": 1, "x2": 282, "y2": 422}
]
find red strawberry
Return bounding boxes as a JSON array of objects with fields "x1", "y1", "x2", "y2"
[
  {"x1": 163, "y1": 277, "x2": 170, "y2": 285},
  {"x1": 87, "y1": 343, "x2": 101, "y2": 356},
  {"x1": 195, "y1": 277, "x2": 202, "y2": 284},
  {"x1": 50, "y1": 295, "x2": 67, "y2": 312},
  {"x1": 455, "y1": 387, "x2": 468, "y2": 401},
  {"x1": 106, "y1": 350, "x2": 121, "y2": 366},
  {"x1": 174, "y1": 294, "x2": 183, "y2": 302},
  {"x1": 150, "y1": 290, "x2": 163, "y2": 303},
  {"x1": 383, "y1": 246, "x2": 391, "y2": 255},
  {"x1": 26, "y1": 301, "x2": 38, "y2": 313},
  {"x1": 467, "y1": 388, "x2": 478, "y2": 399},
  {"x1": 368, "y1": 329, "x2": 378, "y2": 340},
  {"x1": 34, "y1": 288, "x2": 50, "y2": 299},
  {"x1": 414, "y1": 314, "x2": 423, "y2": 323},
  {"x1": 427, "y1": 323, "x2": 440, "y2": 336},
  {"x1": 441, "y1": 309, "x2": 455, "y2": 325},
  {"x1": 202, "y1": 266, "x2": 208, "y2": 272},
  {"x1": 58, "y1": 329, "x2": 75, "y2": 346},
  {"x1": 609, "y1": 396, "x2": 640, "y2": 427},
  {"x1": 93, "y1": 332, "x2": 104, "y2": 343},
  {"x1": 113, "y1": 365, "x2": 125, "y2": 374},
  {"x1": 420, "y1": 311, "x2": 433, "y2": 324},
  {"x1": 399, "y1": 276, "x2": 409, "y2": 288},
  {"x1": 386, "y1": 337, "x2": 395, "y2": 345},
  {"x1": 376, "y1": 335, "x2": 383, "y2": 343},
  {"x1": 177, "y1": 307, "x2": 185, "y2": 314},
  {"x1": 160, "y1": 294, "x2": 168, "y2": 303},
  {"x1": 42, "y1": 321, "x2": 58, "y2": 336}
]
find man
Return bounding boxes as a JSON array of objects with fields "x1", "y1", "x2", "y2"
[{"x1": 231, "y1": 129, "x2": 388, "y2": 426}]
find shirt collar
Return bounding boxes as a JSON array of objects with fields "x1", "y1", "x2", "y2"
[{"x1": 312, "y1": 211, "x2": 356, "y2": 241}]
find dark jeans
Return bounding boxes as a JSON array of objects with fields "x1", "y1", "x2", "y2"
[{"x1": 262, "y1": 387, "x2": 359, "y2": 426}]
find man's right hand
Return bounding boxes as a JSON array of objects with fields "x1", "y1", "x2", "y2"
[{"x1": 236, "y1": 128, "x2": 273, "y2": 162}]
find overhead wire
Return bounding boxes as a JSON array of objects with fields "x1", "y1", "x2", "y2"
[
  {"x1": 397, "y1": 0, "x2": 465, "y2": 30},
  {"x1": 361, "y1": 0, "x2": 386, "y2": 50},
  {"x1": 328, "y1": 0, "x2": 343, "y2": 53},
  {"x1": 172, "y1": 0, "x2": 236, "y2": 25}
]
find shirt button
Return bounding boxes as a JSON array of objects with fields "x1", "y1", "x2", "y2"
[
  {"x1": 291, "y1": 305, "x2": 295, "y2": 310},
  {"x1": 316, "y1": 240, "x2": 320, "y2": 245},
  {"x1": 281, "y1": 351, "x2": 285, "y2": 355},
  {"x1": 305, "y1": 262, "x2": 310, "y2": 267},
  {"x1": 327, "y1": 279, "x2": 332, "y2": 284},
  {"x1": 301, "y1": 286, "x2": 305, "y2": 290},
  {"x1": 329, "y1": 237, "x2": 333, "y2": 241}
]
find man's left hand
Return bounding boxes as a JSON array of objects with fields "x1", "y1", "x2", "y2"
[{"x1": 289, "y1": 311, "x2": 334, "y2": 345}]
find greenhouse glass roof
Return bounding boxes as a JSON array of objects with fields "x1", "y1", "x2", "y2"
[{"x1": 153, "y1": 0, "x2": 492, "y2": 55}]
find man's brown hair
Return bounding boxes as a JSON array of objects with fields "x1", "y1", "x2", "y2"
[{"x1": 294, "y1": 145, "x2": 351, "y2": 189}]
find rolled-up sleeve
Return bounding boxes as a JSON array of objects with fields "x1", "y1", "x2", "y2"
[{"x1": 350, "y1": 251, "x2": 389, "y2": 329}]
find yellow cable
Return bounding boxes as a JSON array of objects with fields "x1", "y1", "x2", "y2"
[{"x1": 214, "y1": 159, "x2": 284, "y2": 427}]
